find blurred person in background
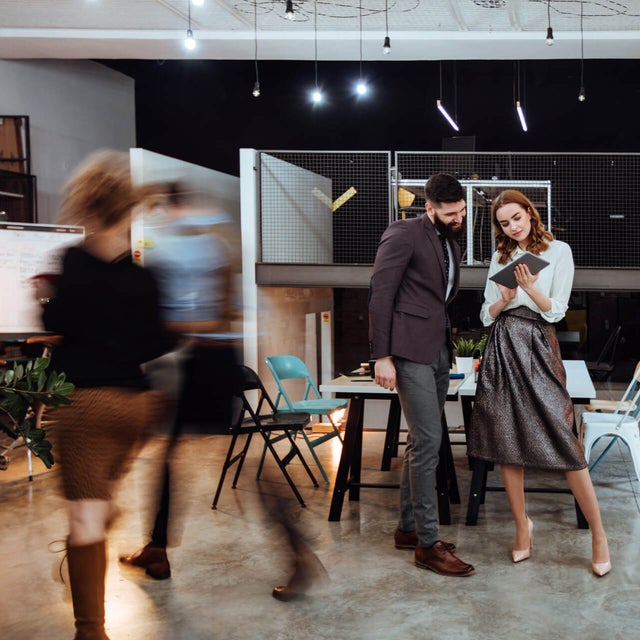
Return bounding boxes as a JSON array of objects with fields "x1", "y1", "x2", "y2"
[
  {"x1": 119, "y1": 181, "x2": 241, "y2": 580},
  {"x1": 35, "y1": 149, "x2": 168, "y2": 639}
]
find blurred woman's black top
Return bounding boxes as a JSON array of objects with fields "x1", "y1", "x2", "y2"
[{"x1": 43, "y1": 246, "x2": 168, "y2": 388}]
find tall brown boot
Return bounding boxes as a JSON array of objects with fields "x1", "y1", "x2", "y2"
[{"x1": 67, "y1": 540, "x2": 110, "y2": 640}]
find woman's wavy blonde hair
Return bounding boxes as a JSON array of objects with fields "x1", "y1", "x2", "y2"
[
  {"x1": 58, "y1": 149, "x2": 143, "y2": 230},
  {"x1": 491, "y1": 189, "x2": 553, "y2": 265}
]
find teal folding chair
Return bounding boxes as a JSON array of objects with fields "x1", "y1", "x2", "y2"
[{"x1": 264, "y1": 355, "x2": 347, "y2": 483}]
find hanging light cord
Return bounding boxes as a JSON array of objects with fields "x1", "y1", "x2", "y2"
[
  {"x1": 547, "y1": 0, "x2": 551, "y2": 29},
  {"x1": 439, "y1": 60, "x2": 443, "y2": 100},
  {"x1": 188, "y1": 0, "x2": 191, "y2": 31},
  {"x1": 453, "y1": 61, "x2": 458, "y2": 122},
  {"x1": 359, "y1": 0, "x2": 363, "y2": 79},
  {"x1": 580, "y1": 0, "x2": 585, "y2": 87},
  {"x1": 254, "y1": 0, "x2": 259, "y2": 83},
  {"x1": 385, "y1": 0, "x2": 389, "y2": 37},
  {"x1": 314, "y1": 0, "x2": 318, "y2": 87}
]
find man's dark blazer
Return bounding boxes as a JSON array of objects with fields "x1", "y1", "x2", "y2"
[{"x1": 368, "y1": 213, "x2": 461, "y2": 365}]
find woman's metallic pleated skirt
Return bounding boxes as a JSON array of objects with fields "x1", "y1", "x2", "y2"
[{"x1": 467, "y1": 306, "x2": 586, "y2": 471}]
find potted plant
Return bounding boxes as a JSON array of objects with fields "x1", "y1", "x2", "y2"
[
  {"x1": 475, "y1": 333, "x2": 488, "y2": 358},
  {"x1": 0, "y1": 356, "x2": 74, "y2": 470},
  {"x1": 452, "y1": 337, "x2": 477, "y2": 374}
]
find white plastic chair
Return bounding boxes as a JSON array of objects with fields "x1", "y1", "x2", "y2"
[{"x1": 580, "y1": 361, "x2": 640, "y2": 482}]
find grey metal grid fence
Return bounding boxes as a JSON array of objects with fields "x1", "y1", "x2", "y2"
[{"x1": 395, "y1": 152, "x2": 640, "y2": 269}]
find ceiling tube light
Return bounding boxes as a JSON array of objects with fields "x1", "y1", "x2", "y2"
[
  {"x1": 437, "y1": 62, "x2": 459, "y2": 132},
  {"x1": 546, "y1": 0, "x2": 554, "y2": 45},
  {"x1": 184, "y1": 1, "x2": 195, "y2": 50},
  {"x1": 516, "y1": 101, "x2": 528, "y2": 132},
  {"x1": 192, "y1": 0, "x2": 204, "y2": 5},
  {"x1": 515, "y1": 61, "x2": 527, "y2": 132},
  {"x1": 437, "y1": 100, "x2": 460, "y2": 132},
  {"x1": 285, "y1": 0, "x2": 294, "y2": 20},
  {"x1": 383, "y1": 0, "x2": 391, "y2": 54},
  {"x1": 578, "y1": 0, "x2": 586, "y2": 102}
]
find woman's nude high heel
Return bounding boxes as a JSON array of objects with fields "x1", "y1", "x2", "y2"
[
  {"x1": 592, "y1": 537, "x2": 611, "y2": 576},
  {"x1": 511, "y1": 517, "x2": 533, "y2": 563}
]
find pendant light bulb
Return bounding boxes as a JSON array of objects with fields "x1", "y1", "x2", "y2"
[
  {"x1": 252, "y1": 80, "x2": 260, "y2": 98},
  {"x1": 383, "y1": 36, "x2": 391, "y2": 54},
  {"x1": 356, "y1": 81, "x2": 367, "y2": 95},
  {"x1": 578, "y1": 86, "x2": 586, "y2": 102},
  {"x1": 546, "y1": 27, "x2": 554, "y2": 45},
  {"x1": 285, "y1": 0, "x2": 294, "y2": 20},
  {"x1": 312, "y1": 89, "x2": 322, "y2": 104},
  {"x1": 184, "y1": 28, "x2": 196, "y2": 50}
]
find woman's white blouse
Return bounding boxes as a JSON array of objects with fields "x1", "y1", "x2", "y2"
[{"x1": 480, "y1": 240, "x2": 574, "y2": 327}]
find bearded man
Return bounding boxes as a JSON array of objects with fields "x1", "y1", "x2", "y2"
[{"x1": 369, "y1": 172, "x2": 475, "y2": 577}]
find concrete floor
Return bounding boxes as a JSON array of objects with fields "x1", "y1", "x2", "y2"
[{"x1": 2, "y1": 392, "x2": 640, "y2": 640}]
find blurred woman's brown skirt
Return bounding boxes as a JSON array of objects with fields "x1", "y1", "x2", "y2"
[{"x1": 50, "y1": 386, "x2": 163, "y2": 500}]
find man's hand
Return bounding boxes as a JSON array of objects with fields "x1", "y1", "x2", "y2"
[{"x1": 374, "y1": 356, "x2": 397, "y2": 391}]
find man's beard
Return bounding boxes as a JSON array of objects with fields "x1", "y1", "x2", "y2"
[{"x1": 434, "y1": 216, "x2": 465, "y2": 240}]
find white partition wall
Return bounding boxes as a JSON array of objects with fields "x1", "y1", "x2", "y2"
[
  {"x1": 260, "y1": 153, "x2": 333, "y2": 263},
  {"x1": 240, "y1": 149, "x2": 335, "y2": 389}
]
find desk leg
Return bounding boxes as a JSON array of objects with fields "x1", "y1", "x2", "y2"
[
  {"x1": 461, "y1": 396, "x2": 474, "y2": 469},
  {"x1": 329, "y1": 396, "x2": 363, "y2": 521},
  {"x1": 381, "y1": 396, "x2": 402, "y2": 471},
  {"x1": 465, "y1": 458, "x2": 488, "y2": 526},
  {"x1": 349, "y1": 405, "x2": 365, "y2": 501},
  {"x1": 441, "y1": 412, "x2": 460, "y2": 504},
  {"x1": 436, "y1": 414, "x2": 452, "y2": 526},
  {"x1": 575, "y1": 499, "x2": 588, "y2": 529}
]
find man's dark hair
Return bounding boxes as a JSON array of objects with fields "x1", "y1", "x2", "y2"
[{"x1": 424, "y1": 173, "x2": 465, "y2": 205}]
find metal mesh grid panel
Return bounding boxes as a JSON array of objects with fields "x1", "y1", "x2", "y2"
[
  {"x1": 395, "y1": 152, "x2": 640, "y2": 268},
  {"x1": 394, "y1": 178, "x2": 551, "y2": 266},
  {"x1": 259, "y1": 151, "x2": 391, "y2": 264}
]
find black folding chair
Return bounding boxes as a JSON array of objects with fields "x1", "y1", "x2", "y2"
[{"x1": 212, "y1": 365, "x2": 319, "y2": 509}]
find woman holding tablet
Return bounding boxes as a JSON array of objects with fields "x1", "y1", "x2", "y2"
[{"x1": 467, "y1": 189, "x2": 610, "y2": 576}]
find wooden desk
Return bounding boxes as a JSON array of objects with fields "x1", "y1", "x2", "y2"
[
  {"x1": 460, "y1": 360, "x2": 596, "y2": 528},
  {"x1": 320, "y1": 374, "x2": 468, "y2": 523}
]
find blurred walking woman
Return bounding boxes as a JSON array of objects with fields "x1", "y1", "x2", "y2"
[
  {"x1": 467, "y1": 189, "x2": 610, "y2": 577},
  {"x1": 38, "y1": 150, "x2": 167, "y2": 639}
]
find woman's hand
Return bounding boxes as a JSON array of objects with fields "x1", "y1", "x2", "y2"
[
  {"x1": 374, "y1": 356, "x2": 397, "y2": 391},
  {"x1": 513, "y1": 263, "x2": 539, "y2": 293},
  {"x1": 498, "y1": 283, "x2": 517, "y2": 302}
]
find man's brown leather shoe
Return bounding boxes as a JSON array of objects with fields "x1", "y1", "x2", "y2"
[
  {"x1": 414, "y1": 540, "x2": 475, "y2": 576},
  {"x1": 394, "y1": 529, "x2": 456, "y2": 553}
]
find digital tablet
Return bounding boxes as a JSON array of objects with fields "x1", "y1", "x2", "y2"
[{"x1": 489, "y1": 253, "x2": 550, "y2": 289}]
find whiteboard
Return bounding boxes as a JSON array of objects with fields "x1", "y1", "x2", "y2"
[{"x1": 0, "y1": 222, "x2": 84, "y2": 336}]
